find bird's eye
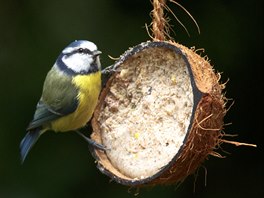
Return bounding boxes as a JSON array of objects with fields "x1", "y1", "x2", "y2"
[
  {"x1": 78, "y1": 48, "x2": 84, "y2": 53},
  {"x1": 77, "y1": 48, "x2": 92, "y2": 54}
]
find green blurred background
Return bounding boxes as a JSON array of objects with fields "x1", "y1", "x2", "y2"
[{"x1": 0, "y1": 0, "x2": 263, "y2": 197}]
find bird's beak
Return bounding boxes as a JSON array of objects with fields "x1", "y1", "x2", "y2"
[{"x1": 93, "y1": 50, "x2": 102, "y2": 56}]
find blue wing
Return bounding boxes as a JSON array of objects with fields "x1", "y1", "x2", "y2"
[
  {"x1": 27, "y1": 66, "x2": 79, "y2": 130},
  {"x1": 26, "y1": 99, "x2": 78, "y2": 131},
  {"x1": 21, "y1": 66, "x2": 79, "y2": 162}
]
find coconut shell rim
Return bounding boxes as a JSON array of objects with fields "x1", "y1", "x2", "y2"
[{"x1": 91, "y1": 41, "x2": 204, "y2": 186}]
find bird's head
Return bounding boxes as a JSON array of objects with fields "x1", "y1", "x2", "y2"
[{"x1": 56, "y1": 40, "x2": 101, "y2": 75}]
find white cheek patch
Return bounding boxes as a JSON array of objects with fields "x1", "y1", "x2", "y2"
[{"x1": 62, "y1": 53, "x2": 93, "y2": 73}]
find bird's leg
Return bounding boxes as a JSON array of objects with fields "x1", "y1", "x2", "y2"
[{"x1": 76, "y1": 131, "x2": 107, "y2": 151}]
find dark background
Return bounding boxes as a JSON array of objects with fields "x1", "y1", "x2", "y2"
[{"x1": 0, "y1": 0, "x2": 263, "y2": 197}]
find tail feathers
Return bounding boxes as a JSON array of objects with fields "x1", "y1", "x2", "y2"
[{"x1": 20, "y1": 128, "x2": 42, "y2": 163}]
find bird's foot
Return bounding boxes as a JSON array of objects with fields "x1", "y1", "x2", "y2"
[
  {"x1": 102, "y1": 64, "x2": 117, "y2": 74},
  {"x1": 76, "y1": 131, "x2": 108, "y2": 151}
]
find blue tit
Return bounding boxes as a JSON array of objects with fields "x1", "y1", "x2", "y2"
[{"x1": 20, "y1": 40, "x2": 105, "y2": 163}]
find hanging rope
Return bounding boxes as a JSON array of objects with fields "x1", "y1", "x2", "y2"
[{"x1": 151, "y1": 0, "x2": 167, "y2": 41}]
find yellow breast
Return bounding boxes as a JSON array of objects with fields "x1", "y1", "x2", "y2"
[{"x1": 51, "y1": 72, "x2": 101, "y2": 132}]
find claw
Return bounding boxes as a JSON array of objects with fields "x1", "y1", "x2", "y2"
[
  {"x1": 102, "y1": 64, "x2": 117, "y2": 74},
  {"x1": 76, "y1": 131, "x2": 108, "y2": 151}
]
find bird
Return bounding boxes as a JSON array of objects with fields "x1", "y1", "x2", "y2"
[{"x1": 20, "y1": 40, "x2": 105, "y2": 163}]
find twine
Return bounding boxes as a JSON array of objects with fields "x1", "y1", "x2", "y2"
[
  {"x1": 152, "y1": 0, "x2": 167, "y2": 41},
  {"x1": 151, "y1": 0, "x2": 201, "y2": 40}
]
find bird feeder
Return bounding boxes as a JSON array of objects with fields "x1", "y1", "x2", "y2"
[{"x1": 90, "y1": 40, "x2": 226, "y2": 186}]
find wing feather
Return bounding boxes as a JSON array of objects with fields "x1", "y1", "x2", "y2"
[{"x1": 27, "y1": 66, "x2": 79, "y2": 130}]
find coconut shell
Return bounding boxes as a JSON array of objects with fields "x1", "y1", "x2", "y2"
[{"x1": 90, "y1": 41, "x2": 225, "y2": 186}]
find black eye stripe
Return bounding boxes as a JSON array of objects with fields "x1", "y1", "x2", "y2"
[
  {"x1": 63, "y1": 48, "x2": 93, "y2": 56},
  {"x1": 77, "y1": 48, "x2": 92, "y2": 54}
]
